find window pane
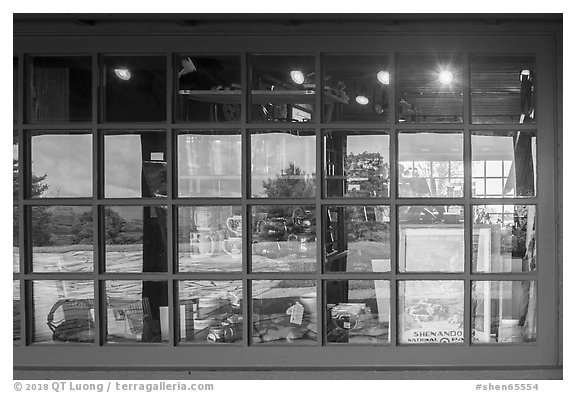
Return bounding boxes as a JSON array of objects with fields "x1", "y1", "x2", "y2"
[
  {"x1": 323, "y1": 55, "x2": 389, "y2": 122},
  {"x1": 251, "y1": 130, "x2": 316, "y2": 198},
  {"x1": 32, "y1": 206, "x2": 93, "y2": 272},
  {"x1": 252, "y1": 280, "x2": 317, "y2": 345},
  {"x1": 32, "y1": 280, "x2": 94, "y2": 343},
  {"x1": 105, "y1": 131, "x2": 167, "y2": 198},
  {"x1": 177, "y1": 131, "x2": 241, "y2": 197},
  {"x1": 13, "y1": 206, "x2": 19, "y2": 273},
  {"x1": 251, "y1": 206, "x2": 316, "y2": 272},
  {"x1": 397, "y1": 55, "x2": 463, "y2": 123},
  {"x1": 27, "y1": 56, "x2": 92, "y2": 123},
  {"x1": 472, "y1": 131, "x2": 536, "y2": 197},
  {"x1": 105, "y1": 206, "x2": 167, "y2": 273},
  {"x1": 106, "y1": 280, "x2": 168, "y2": 343},
  {"x1": 472, "y1": 281, "x2": 537, "y2": 344},
  {"x1": 178, "y1": 206, "x2": 243, "y2": 272},
  {"x1": 398, "y1": 280, "x2": 464, "y2": 344},
  {"x1": 30, "y1": 132, "x2": 92, "y2": 198},
  {"x1": 13, "y1": 280, "x2": 20, "y2": 343},
  {"x1": 324, "y1": 131, "x2": 390, "y2": 198},
  {"x1": 13, "y1": 131, "x2": 19, "y2": 198},
  {"x1": 176, "y1": 55, "x2": 241, "y2": 122},
  {"x1": 325, "y1": 206, "x2": 390, "y2": 272},
  {"x1": 102, "y1": 56, "x2": 166, "y2": 122},
  {"x1": 398, "y1": 205, "x2": 464, "y2": 272},
  {"x1": 250, "y1": 55, "x2": 315, "y2": 122},
  {"x1": 471, "y1": 55, "x2": 536, "y2": 124},
  {"x1": 14, "y1": 57, "x2": 18, "y2": 124},
  {"x1": 473, "y1": 205, "x2": 536, "y2": 273},
  {"x1": 398, "y1": 132, "x2": 463, "y2": 198},
  {"x1": 178, "y1": 280, "x2": 242, "y2": 344},
  {"x1": 326, "y1": 280, "x2": 390, "y2": 344}
]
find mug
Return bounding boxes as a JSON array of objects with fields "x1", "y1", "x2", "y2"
[
  {"x1": 222, "y1": 237, "x2": 242, "y2": 259},
  {"x1": 190, "y1": 232, "x2": 215, "y2": 257},
  {"x1": 226, "y1": 215, "x2": 242, "y2": 237}
]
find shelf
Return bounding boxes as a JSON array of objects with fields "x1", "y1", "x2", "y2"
[{"x1": 178, "y1": 89, "x2": 349, "y2": 105}]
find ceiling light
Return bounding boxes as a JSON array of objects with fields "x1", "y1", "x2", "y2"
[
  {"x1": 377, "y1": 70, "x2": 390, "y2": 85},
  {"x1": 438, "y1": 70, "x2": 453, "y2": 84},
  {"x1": 290, "y1": 70, "x2": 305, "y2": 85},
  {"x1": 114, "y1": 68, "x2": 131, "y2": 81},
  {"x1": 355, "y1": 95, "x2": 369, "y2": 105},
  {"x1": 520, "y1": 69, "x2": 531, "y2": 81}
]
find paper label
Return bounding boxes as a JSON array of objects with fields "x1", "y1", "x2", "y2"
[{"x1": 288, "y1": 302, "x2": 304, "y2": 325}]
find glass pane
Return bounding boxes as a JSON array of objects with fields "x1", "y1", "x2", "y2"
[
  {"x1": 178, "y1": 206, "x2": 243, "y2": 272},
  {"x1": 326, "y1": 280, "x2": 390, "y2": 344},
  {"x1": 30, "y1": 132, "x2": 92, "y2": 198},
  {"x1": 324, "y1": 131, "x2": 390, "y2": 198},
  {"x1": 32, "y1": 280, "x2": 94, "y2": 343},
  {"x1": 472, "y1": 281, "x2": 537, "y2": 344},
  {"x1": 252, "y1": 280, "x2": 317, "y2": 345},
  {"x1": 472, "y1": 131, "x2": 536, "y2": 198},
  {"x1": 473, "y1": 205, "x2": 536, "y2": 273},
  {"x1": 398, "y1": 205, "x2": 464, "y2": 272},
  {"x1": 178, "y1": 281, "x2": 242, "y2": 344},
  {"x1": 13, "y1": 280, "x2": 20, "y2": 343},
  {"x1": 251, "y1": 130, "x2": 316, "y2": 198},
  {"x1": 398, "y1": 132, "x2": 463, "y2": 198},
  {"x1": 14, "y1": 57, "x2": 18, "y2": 124},
  {"x1": 106, "y1": 280, "x2": 168, "y2": 343},
  {"x1": 471, "y1": 55, "x2": 536, "y2": 124},
  {"x1": 250, "y1": 55, "x2": 315, "y2": 122},
  {"x1": 397, "y1": 54, "x2": 463, "y2": 123},
  {"x1": 32, "y1": 206, "x2": 93, "y2": 272},
  {"x1": 251, "y1": 206, "x2": 316, "y2": 272},
  {"x1": 177, "y1": 131, "x2": 241, "y2": 197},
  {"x1": 105, "y1": 206, "x2": 167, "y2": 273},
  {"x1": 27, "y1": 56, "x2": 92, "y2": 123},
  {"x1": 398, "y1": 280, "x2": 464, "y2": 344},
  {"x1": 176, "y1": 55, "x2": 241, "y2": 122},
  {"x1": 103, "y1": 56, "x2": 166, "y2": 122},
  {"x1": 13, "y1": 206, "x2": 19, "y2": 273},
  {"x1": 325, "y1": 206, "x2": 391, "y2": 272},
  {"x1": 105, "y1": 131, "x2": 167, "y2": 198},
  {"x1": 323, "y1": 55, "x2": 389, "y2": 122}
]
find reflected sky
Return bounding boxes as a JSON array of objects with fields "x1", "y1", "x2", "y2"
[{"x1": 105, "y1": 134, "x2": 143, "y2": 198}]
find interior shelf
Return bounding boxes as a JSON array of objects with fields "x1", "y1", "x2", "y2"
[{"x1": 178, "y1": 89, "x2": 349, "y2": 105}]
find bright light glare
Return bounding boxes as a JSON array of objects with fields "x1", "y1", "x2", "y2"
[
  {"x1": 290, "y1": 70, "x2": 305, "y2": 84},
  {"x1": 377, "y1": 70, "x2": 390, "y2": 85},
  {"x1": 114, "y1": 68, "x2": 131, "y2": 81},
  {"x1": 520, "y1": 69, "x2": 531, "y2": 81},
  {"x1": 355, "y1": 95, "x2": 369, "y2": 105},
  {"x1": 438, "y1": 70, "x2": 453, "y2": 84}
]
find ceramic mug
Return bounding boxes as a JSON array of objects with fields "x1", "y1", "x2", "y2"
[
  {"x1": 190, "y1": 232, "x2": 215, "y2": 257},
  {"x1": 226, "y1": 215, "x2": 242, "y2": 237},
  {"x1": 221, "y1": 237, "x2": 242, "y2": 259}
]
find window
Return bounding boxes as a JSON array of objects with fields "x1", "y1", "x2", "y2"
[{"x1": 13, "y1": 31, "x2": 558, "y2": 370}]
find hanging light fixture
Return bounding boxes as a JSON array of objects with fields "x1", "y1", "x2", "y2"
[
  {"x1": 114, "y1": 68, "x2": 131, "y2": 81},
  {"x1": 290, "y1": 70, "x2": 305, "y2": 85},
  {"x1": 376, "y1": 70, "x2": 390, "y2": 85}
]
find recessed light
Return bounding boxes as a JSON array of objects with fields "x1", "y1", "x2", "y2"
[
  {"x1": 438, "y1": 70, "x2": 453, "y2": 84},
  {"x1": 355, "y1": 95, "x2": 369, "y2": 105},
  {"x1": 290, "y1": 70, "x2": 305, "y2": 84},
  {"x1": 114, "y1": 68, "x2": 131, "y2": 81},
  {"x1": 377, "y1": 70, "x2": 390, "y2": 85}
]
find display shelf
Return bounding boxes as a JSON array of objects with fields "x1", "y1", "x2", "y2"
[{"x1": 179, "y1": 89, "x2": 349, "y2": 105}]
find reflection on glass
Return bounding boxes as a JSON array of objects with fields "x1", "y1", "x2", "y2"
[
  {"x1": 13, "y1": 206, "x2": 19, "y2": 273},
  {"x1": 472, "y1": 281, "x2": 537, "y2": 344},
  {"x1": 472, "y1": 131, "x2": 536, "y2": 198},
  {"x1": 32, "y1": 280, "x2": 94, "y2": 343},
  {"x1": 473, "y1": 205, "x2": 536, "y2": 273},
  {"x1": 13, "y1": 131, "x2": 19, "y2": 197},
  {"x1": 324, "y1": 131, "x2": 390, "y2": 197},
  {"x1": 106, "y1": 280, "x2": 168, "y2": 343},
  {"x1": 177, "y1": 132, "x2": 241, "y2": 197},
  {"x1": 251, "y1": 131, "x2": 315, "y2": 198},
  {"x1": 397, "y1": 55, "x2": 463, "y2": 123},
  {"x1": 178, "y1": 206, "x2": 242, "y2": 272},
  {"x1": 14, "y1": 57, "x2": 18, "y2": 123},
  {"x1": 251, "y1": 206, "x2": 316, "y2": 272},
  {"x1": 326, "y1": 280, "x2": 390, "y2": 344},
  {"x1": 323, "y1": 55, "x2": 389, "y2": 122},
  {"x1": 105, "y1": 206, "x2": 167, "y2": 273},
  {"x1": 250, "y1": 55, "x2": 315, "y2": 122},
  {"x1": 27, "y1": 56, "x2": 92, "y2": 123},
  {"x1": 398, "y1": 132, "x2": 463, "y2": 197},
  {"x1": 105, "y1": 131, "x2": 167, "y2": 198},
  {"x1": 32, "y1": 206, "x2": 93, "y2": 272},
  {"x1": 13, "y1": 280, "x2": 20, "y2": 343},
  {"x1": 252, "y1": 280, "x2": 317, "y2": 345},
  {"x1": 325, "y1": 206, "x2": 390, "y2": 272},
  {"x1": 176, "y1": 55, "x2": 241, "y2": 122},
  {"x1": 178, "y1": 281, "x2": 242, "y2": 344},
  {"x1": 398, "y1": 281, "x2": 464, "y2": 344},
  {"x1": 398, "y1": 205, "x2": 464, "y2": 272},
  {"x1": 31, "y1": 133, "x2": 92, "y2": 198},
  {"x1": 103, "y1": 56, "x2": 166, "y2": 122},
  {"x1": 471, "y1": 55, "x2": 536, "y2": 124}
]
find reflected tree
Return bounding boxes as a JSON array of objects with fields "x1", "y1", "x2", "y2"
[{"x1": 261, "y1": 163, "x2": 315, "y2": 198}]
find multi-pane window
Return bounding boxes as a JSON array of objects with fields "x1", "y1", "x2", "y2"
[{"x1": 13, "y1": 50, "x2": 542, "y2": 359}]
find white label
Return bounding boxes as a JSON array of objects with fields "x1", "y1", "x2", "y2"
[
  {"x1": 288, "y1": 302, "x2": 304, "y2": 325},
  {"x1": 151, "y1": 152, "x2": 164, "y2": 161}
]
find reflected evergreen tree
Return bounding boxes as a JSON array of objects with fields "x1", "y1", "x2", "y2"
[{"x1": 261, "y1": 163, "x2": 315, "y2": 198}]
